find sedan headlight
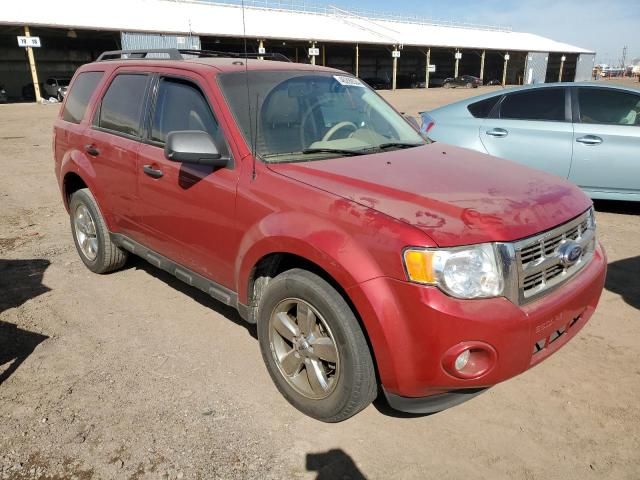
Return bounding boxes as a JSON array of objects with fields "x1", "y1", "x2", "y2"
[{"x1": 403, "y1": 243, "x2": 504, "y2": 299}]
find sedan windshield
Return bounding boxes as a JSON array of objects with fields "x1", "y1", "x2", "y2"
[{"x1": 218, "y1": 71, "x2": 425, "y2": 162}]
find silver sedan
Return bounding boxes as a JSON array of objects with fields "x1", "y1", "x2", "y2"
[{"x1": 420, "y1": 82, "x2": 640, "y2": 201}]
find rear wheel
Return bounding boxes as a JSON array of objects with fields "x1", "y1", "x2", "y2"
[
  {"x1": 257, "y1": 269, "x2": 377, "y2": 422},
  {"x1": 443, "y1": 82, "x2": 451, "y2": 88},
  {"x1": 466, "y1": 82, "x2": 473, "y2": 88},
  {"x1": 69, "y1": 188, "x2": 127, "y2": 274}
]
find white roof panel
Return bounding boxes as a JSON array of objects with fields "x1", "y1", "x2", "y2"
[{"x1": 0, "y1": 0, "x2": 594, "y2": 54}]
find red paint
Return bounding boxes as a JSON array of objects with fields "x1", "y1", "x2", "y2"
[{"x1": 54, "y1": 58, "x2": 607, "y2": 401}]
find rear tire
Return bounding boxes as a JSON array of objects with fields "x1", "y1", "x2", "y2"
[
  {"x1": 69, "y1": 188, "x2": 127, "y2": 274},
  {"x1": 257, "y1": 269, "x2": 377, "y2": 422},
  {"x1": 466, "y1": 82, "x2": 473, "y2": 88}
]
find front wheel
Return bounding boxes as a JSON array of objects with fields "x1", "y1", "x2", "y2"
[{"x1": 257, "y1": 269, "x2": 377, "y2": 422}]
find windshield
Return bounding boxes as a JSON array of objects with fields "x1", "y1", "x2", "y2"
[{"x1": 218, "y1": 71, "x2": 425, "y2": 162}]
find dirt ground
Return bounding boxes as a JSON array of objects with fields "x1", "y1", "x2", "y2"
[{"x1": 1, "y1": 81, "x2": 639, "y2": 480}]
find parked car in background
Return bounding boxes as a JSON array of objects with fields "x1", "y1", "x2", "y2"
[
  {"x1": 420, "y1": 83, "x2": 640, "y2": 201},
  {"x1": 443, "y1": 75, "x2": 482, "y2": 88},
  {"x1": 486, "y1": 79, "x2": 502, "y2": 86},
  {"x1": 43, "y1": 77, "x2": 71, "y2": 101},
  {"x1": 361, "y1": 76, "x2": 391, "y2": 90},
  {"x1": 0, "y1": 84, "x2": 7, "y2": 103},
  {"x1": 55, "y1": 49, "x2": 605, "y2": 422}
]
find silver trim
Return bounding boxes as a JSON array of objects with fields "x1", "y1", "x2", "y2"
[{"x1": 507, "y1": 209, "x2": 595, "y2": 305}]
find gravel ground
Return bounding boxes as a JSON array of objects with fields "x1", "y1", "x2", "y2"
[{"x1": 1, "y1": 81, "x2": 639, "y2": 480}]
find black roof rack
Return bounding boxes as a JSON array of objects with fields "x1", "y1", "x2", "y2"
[{"x1": 96, "y1": 48, "x2": 292, "y2": 62}]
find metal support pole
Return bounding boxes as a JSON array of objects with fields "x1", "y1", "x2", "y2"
[
  {"x1": 311, "y1": 41, "x2": 316, "y2": 65},
  {"x1": 392, "y1": 47, "x2": 398, "y2": 91},
  {"x1": 258, "y1": 39, "x2": 264, "y2": 61},
  {"x1": 24, "y1": 26, "x2": 41, "y2": 103},
  {"x1": 502, "y1": 53, "x2": 509, "y2": 86},
  {"x1": 454, "y1": 50, "x2": 460, "y2": 78},
  {"x1": 559, "y1": 55, "x2": 565, "y2": 82},
  {"x1": 355, "y1": 43, "x2": 359, "y2": 77},
  {"x1": 425, "y1": 47, "x2": 431, "y2": 89},
  {"x1": 480, "y1": 50, "x2": 485, "y2": 84}
]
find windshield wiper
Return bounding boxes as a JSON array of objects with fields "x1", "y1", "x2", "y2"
[
  {"x1": 375, "y1": 142, "x2": 423, "y2": 150},
  {"x1": 301, "y1": 148, "x2": 367, "y2": 156}
]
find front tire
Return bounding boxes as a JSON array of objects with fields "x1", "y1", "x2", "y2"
[
  {"x1": 257, "y1": 269, "x2": 377, "y2": 422},
  {"x1": 69, "y1": 188, "x2": 127, "y2": 274}
]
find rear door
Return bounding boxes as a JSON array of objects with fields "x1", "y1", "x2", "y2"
[
  {"x1": 85, "y1": 71, "x2": 152, "y2": 238},
  {"x1": 570, "y1": 86, "x2": 640, "y2": 197},
  {"x1": 480, "y1": 87, "x2": 574, "y2": 178},
  {"x1": 136, "y1": 71, "x2": 240, "y2": 286}
]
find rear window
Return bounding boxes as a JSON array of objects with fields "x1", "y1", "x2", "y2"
[
  {"x1": 578, "y1": 88, "x2": 640, "y2": 126},
  {"x1": 467, "y1": 96, "x2": 501, "y2": 118},
  {"x1": 499, "y1": 88, "x2": 565, "y2": 121},
  {"x1": 62, "y1": 72, "x2": 104, "y2": 124},
  {"x1": 98, "y1": 74, "x2": 149, "y2": 137}
]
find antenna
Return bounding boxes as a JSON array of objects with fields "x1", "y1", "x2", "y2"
[{"x1": 240, "y1": 0, "x2": 257, "y2": 180}]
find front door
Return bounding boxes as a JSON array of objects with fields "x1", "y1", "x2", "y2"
[
  {"x1": 480, "y1": 87, "x2": 574, "y2": 179},
  {"x1": 570, "y1": 86, "x2": 640, "y2": 198},
  {"x1": 136, "y1": 72, "x2": 240, "y2": 287}
]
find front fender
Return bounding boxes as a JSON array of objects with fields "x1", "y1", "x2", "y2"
[{"x1": 235, "y1": 211, "x2": 385, "y2": 304}]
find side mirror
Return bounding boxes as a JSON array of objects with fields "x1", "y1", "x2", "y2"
[{"x1": 164, "y1": 130, "x2": 229, "y2": 167}]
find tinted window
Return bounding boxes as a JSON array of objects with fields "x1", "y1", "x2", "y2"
[
  {"x1": 62, "y1": 72, "x2": 103, "y2": 124},
  {"x1": 500, "y1": 88, "x2": 565, "y2": 121},
  {"x1": 98, "y1": 74, "x2": 149, "y2": 136},
  {"x1": 578, "y1": 88, "x2": 640, "y2": 126},
  {"x1": 151, "y1": 78, "x2": 219, "y2": 144},
  {"x1": 468, "y1": 95, "x2": 501, "y2": 118}
]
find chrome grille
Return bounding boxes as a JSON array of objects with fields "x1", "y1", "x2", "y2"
[{"x1": 513, "y1": 209, "x2": 595, "y2": 304}]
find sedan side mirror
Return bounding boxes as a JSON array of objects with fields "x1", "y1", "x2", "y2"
[
  {"x1": 403, "y1": 113, "x2": 421, "y2": 131},
  {"x1": 164, "y1": 130, "x2": 229, "y2": 167}
]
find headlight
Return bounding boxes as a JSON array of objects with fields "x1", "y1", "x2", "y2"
[{"x1": 403, "y1": 243, "x2": 504, "y2": 299}]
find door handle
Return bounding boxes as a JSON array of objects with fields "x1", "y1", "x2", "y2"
[
  {"x1": 143, "y1": 165, "x2": 164, "y2": 179},
  {"x1": 576, "y1": 135, "x2": 603, "y2": 145},
  {"x1": 85, "y1": 144, "x2": 100, "y2": 156},
  {"x1": 485, "y1": 128, "x2": 508, "y2": 138}
]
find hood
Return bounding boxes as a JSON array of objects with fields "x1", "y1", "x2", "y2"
[{"x1": 268, "y1": 144, "x2": 591, "y2": 247}]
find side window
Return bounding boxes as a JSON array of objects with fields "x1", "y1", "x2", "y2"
[
  {"x1": 499, "y1": 88, "x2": 565, "y2": 121},
  {"x1": 98, "y1": 74, "x2": 149, "y2": 137},
  {"x1": 578, "y1": 88, "x2": 640, "y2": 126},
  {"x1": 467, "y1": 96, "x2": 501, "y2": 118},
  {"x1": 150, "y1": 78, "x2": 219, "y2": 144},
  {"x1": 61, "y1": 72, "x2": 104, "y2": 124}
]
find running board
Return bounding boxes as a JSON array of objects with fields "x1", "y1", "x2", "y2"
[{"x1": 110, "y1": 233, "x2": 244, "y2": 315}]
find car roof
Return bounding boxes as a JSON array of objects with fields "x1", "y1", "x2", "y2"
[{"x1": 426, "y1": 81, "x2": 640, "y2": 113}]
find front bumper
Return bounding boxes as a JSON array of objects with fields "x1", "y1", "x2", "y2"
[{"x1": 348, "y1": 243, "x2": 607, "y2": 410}]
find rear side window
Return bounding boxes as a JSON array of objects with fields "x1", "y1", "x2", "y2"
[
  {"x1": 151, "y1": 78, "x2": 219, "y2": 144},
  {"x1": 578, "y1": 88, "x2": 640, "y2": 126},
  {"x1": 62, "y1": 72, "x2": 103, "y2": 124},
  {"x1": 98, "y1": 74, "x2": 149, "y2": 137},
  {"x1": 499, "y1": 88, "x2": 565, "y2": 121},
  {"x1": 467, "y1": 96, "x2": 501, "y2": 118}
]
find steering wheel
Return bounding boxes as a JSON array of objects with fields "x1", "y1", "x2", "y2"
[{"x1": 322, "y1": 121, "x2": 358, "y2": 142}]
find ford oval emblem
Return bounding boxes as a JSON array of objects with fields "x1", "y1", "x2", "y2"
[{"x1": 559, "y1": 241, "x2": 583, "y2": 267}]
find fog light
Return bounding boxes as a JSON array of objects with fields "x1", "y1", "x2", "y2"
[{"x1": 455, "y1": 350, "x2": 470, "y2": 371}]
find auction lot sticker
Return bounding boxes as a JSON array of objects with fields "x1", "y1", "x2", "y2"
[{"x1": 334, "y1": 75, "x2": 365, "y2": 87}]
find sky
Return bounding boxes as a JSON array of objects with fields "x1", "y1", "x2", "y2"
[{"x1": 334, "y1": 0, "x2": 640, "y2": 65}]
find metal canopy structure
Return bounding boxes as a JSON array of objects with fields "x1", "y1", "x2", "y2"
[{"x1": 1, "y1": 0, "x2": 594, "y2": 54}]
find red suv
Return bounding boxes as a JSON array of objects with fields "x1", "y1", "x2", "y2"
[{"x1": 54, "y1": 49, "x2": 606, "y2": 422}]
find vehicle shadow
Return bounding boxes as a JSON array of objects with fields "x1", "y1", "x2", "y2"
[
  {"x1": 126, "y1": 257, "x2": 257, "y2": 339},
  {"x1": 593, "y1": 199, "x2": 640, "y2": 215},
  {"x1": 306, "y1": 449, "x2": 367, "y2": 480},
  {"x1": 605, "y1": 255, "x2": 640, "y2": 311},
  {"x1": 0, "y1": 258, "x2": 51, "y2": 385}
]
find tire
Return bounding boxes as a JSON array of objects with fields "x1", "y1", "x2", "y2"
[
  {"x1": 466, "y1": 82, "x2": 472, "y2": 88},
  {"x1": 69, "y1": 188, "x2": 127, "y2": 274},
  {"x1": 257, "y1": 269, "x2": 377, "y2": 422},
  {"x1": 443, "y1": 82, "x2": 451, "y2": 89}
]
